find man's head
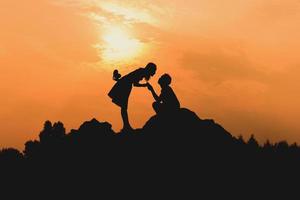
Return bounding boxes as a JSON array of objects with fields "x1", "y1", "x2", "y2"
[{"x1": 158, "y1": 73, "x2": 172, "y2": 87}]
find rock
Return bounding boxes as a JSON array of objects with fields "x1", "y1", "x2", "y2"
[{"x1": 142, "y1": 108, "x2": 232, "y2": 144}]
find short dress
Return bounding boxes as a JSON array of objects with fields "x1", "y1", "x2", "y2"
[{"x1": 108, "y1": 68, "x2": 145, "y2": 108}]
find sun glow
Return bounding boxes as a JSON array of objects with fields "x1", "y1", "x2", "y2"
[{"x1": 100, "y1": 26, "x2": 143, "y2": 63}]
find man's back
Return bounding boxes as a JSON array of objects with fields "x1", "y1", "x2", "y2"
[{"x1": 160, "y1": 86, "x2": 180, "y2": 110}]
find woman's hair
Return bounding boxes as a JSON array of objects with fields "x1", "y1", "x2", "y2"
[
  {"x1": 144, "y1": 62, "x2": 157, "y2": 81},
  {"x1": 113, "y1": 69, "x2": 121, "y2": 81}
]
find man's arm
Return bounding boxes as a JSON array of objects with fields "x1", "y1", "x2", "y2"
[{"x1": 147, "y1": 84, "x2": 161, "y2": 102}]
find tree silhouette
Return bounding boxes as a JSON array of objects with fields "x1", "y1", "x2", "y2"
[
  {"x1": 247, "y1": 134, "x2": 260, "y2": 149},
  {"x1": 39, "y1": 120, "x2": 52, "y2": 143},
  {"x1": 0, "y1": 148, "x2": 23, "y2": 162}
]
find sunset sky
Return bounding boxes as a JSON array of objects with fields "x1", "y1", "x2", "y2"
[{"x1": 1, "y1": 0, "x2": 300, "y2": 149}]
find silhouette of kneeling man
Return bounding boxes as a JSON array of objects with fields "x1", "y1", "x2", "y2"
[{"x1": 147, "y1": 74, "x2": 180, "y2": 114}]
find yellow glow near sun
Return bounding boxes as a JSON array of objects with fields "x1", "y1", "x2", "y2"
[
  {"x1": 101, "y1": 26, "x2": 143, "y2": 63},
  {"x1": 99, "y1": 2, "x2": 157, "y2": 25}
]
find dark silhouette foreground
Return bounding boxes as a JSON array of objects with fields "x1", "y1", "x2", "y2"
[{"x1": 0, "y1": 108, "x2": 299, "y2": 196}]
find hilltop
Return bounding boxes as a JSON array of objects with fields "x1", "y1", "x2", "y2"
[{"x1": 0, "y1": 108, "x2": 298, "y2": 195}]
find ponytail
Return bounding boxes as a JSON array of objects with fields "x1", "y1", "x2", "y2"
[{"x1": 113, "y1": 69, "x2": 121, "y2": 81}]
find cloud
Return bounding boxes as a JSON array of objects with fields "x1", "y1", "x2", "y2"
[{"x1": 180, "y1": 48, "x2": 265, "y2": 83}]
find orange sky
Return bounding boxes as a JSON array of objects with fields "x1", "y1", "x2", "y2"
[{"x1": 1, "y1": 0, "x2": 300, "y2": 149}]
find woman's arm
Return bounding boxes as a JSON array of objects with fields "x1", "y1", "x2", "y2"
[{"x1": 133, "y1": 82, "x2": 148, "y2": 87}]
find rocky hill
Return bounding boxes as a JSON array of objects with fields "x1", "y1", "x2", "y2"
[{"x1": 0, "y1": 108, "x2": 298, "y2": 195}]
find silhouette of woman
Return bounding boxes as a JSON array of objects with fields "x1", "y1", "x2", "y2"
[{"x1": 108, "y1": 63, "x2": 157, "y2": 132}]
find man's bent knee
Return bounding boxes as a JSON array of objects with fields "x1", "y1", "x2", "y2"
[{"x1": 152, "y1": 102, "x2": 160, "y2": 114}]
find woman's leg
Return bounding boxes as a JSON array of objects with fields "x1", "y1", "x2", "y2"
[{"x1": 121, "y1": 106, "x2": 132, "y2": 130}]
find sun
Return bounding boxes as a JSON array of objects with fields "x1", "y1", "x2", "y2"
[{"x1": 101, "y1": 26, "x2": 143, "y2": 63}]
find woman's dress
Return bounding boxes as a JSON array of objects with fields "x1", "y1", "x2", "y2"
[{"x1": 108, "y1": 68, "x2": 144, "y2": 108}]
